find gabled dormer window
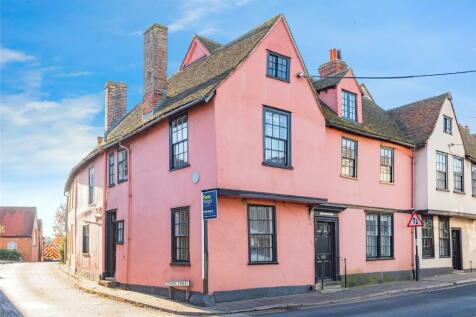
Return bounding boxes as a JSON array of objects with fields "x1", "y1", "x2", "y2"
[
  {"x1": 267, "y1": 51, "x2": 290, "y2": 82},
  {"x1": 443, "y1": 116, "x2": 452, "y2": 134},
  {"x1": 342, "y1": 90, "x2": 356, "y2": 122}
]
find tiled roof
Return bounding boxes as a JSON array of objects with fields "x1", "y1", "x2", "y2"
[
  {"x1": 388, "y1": 93, "x2": 449, "y2": 147},
  {"x1": 319, "y1": 96, "x2": 415, "y2": 146},
  {"x1": 459, "y1": 125, "x2": 476, "y2": 162},
  {"x1": 66, "y1": 15, "x2": 282, "y2": 190},
  {"x1": 0, "y1": 207, "x2": 37, "y2": 237},
  {"x1": 312, "y1": 69, "x2": 349, "y2": 91},
  {"x1": 196, "y1": 35, "x2": 222, "y2": 53}
]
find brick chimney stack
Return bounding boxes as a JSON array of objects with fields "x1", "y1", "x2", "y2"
[
  {"x1": 105, "y1": 81, "x2": 127, "y2": 131},
  {"x1": 318, "y1": 48, "x2": 348, "y2": 78},
  {"x1": 143, "y1": 23, "x2": 168, "y2": 117}
]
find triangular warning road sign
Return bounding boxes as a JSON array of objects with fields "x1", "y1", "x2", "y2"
[{"x1": 407, "y1": 212, "x2": 423, "y2": 227}]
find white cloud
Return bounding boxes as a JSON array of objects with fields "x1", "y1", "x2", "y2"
[
  {"x1": 168, "y1": 0, "x2": 253, "y2": 32},
  {"x1": 55, "y1": 71, "x2": 94, "y2": 78},
  {"x1": 0, "y1": 47, "x2": 35, "y2": 65}
]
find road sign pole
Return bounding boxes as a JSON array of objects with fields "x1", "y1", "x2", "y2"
[{"x1": 415, "y1": 227, "x2": 420, "y2": 281}]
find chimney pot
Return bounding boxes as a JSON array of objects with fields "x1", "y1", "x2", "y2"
[
  {"x1": 319, "y1": 48, "x2": 348, "y2": 79},
  {"x1": 105, "y1": 81, "x2": 127, "y2": 131},
  {"x1": 143, "y1": 23, "x2": 168, "y2": 117}
]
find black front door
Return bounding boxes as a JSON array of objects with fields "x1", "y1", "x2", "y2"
[
  {"x1": 451, "y1": 229, "x2": 462, "y2": 270},
  {"x1": 105, "y1": 211, "x2": 117, "y2": 278},
  {"x1": 315, "y1": 219, "x2": 336, "y2": 281}
]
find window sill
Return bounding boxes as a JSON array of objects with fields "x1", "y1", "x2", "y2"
[
  {"x1": 473, "y1": 195, "x2": 476, "y2": 198},
  {"x1": 248, "y1": 261, "x2": 279, "y2": 265},
  {"x1": 118, "y1": 179, "x2": 128, "y2": 184},
  {"x1": 262, "y1": 162, "x2": 293, "y2": 170},
  {"x1": 266, "y1": 74, "x2": 290, "y2": 83},
  {"x1": 170, "y1": 262, "x2": 191, "y2": 267},
  {"x1": 340, "y1": 174, "x2": 358, "y2": 180},
  {"x1": 366, "y1": 257, "x2": 394, "y2": 261},
  {"x1": 453, "y1": 190, "x2": 465, "y2": 195},
  {"x1": 436, "y1": 188, "x2": 450, "y2": 192},
  {"x1": 169, "y1": 163, "x2": 190, "y2": 172},
  {"x1": 82, "y1": 253, "x2": 90, "y2": 257},
  {"x1": 439, "y1": 255, "x2": 451, "y2": 259},
  {"x1": 422, "y1": 256, "x2": 435, "y2": 259},
  {"x1": 379, "y1": 181, "x2": 395, "y2": 185},
  {"x1": 108, "y1": 184, "x2": 115, "y2": 188}
]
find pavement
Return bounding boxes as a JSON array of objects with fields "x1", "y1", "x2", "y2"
[{"x1": 2, "y1": 262, "x2": 476, "y2": 317}]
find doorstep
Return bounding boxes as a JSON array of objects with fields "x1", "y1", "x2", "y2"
[{"x1": 59, "y1": 264, "x2": 476, "y2": 315}]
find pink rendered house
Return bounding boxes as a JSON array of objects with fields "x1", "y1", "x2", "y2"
[{"x1": 65, "y1": 15, "x2": 417, "y2": 305}]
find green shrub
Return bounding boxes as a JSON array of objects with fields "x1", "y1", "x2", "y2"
[{"x1": 0, "y1": 249, "x2": 22, "y2": 261}]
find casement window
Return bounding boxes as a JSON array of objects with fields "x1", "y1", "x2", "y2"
[
  {"x1": 248, "y1": 205, "x2": 277, "y2": 263},
  {"x1": 472, "y1": 164, "x2": 476, "y2": 196},
  {"x1": 263, "y1": 107, "x2": 291, "y2": 168},
  {"x1": 439, "y1": 217, "x2": 450, "y2": 257},
  {"x1": 117, "y1": 149, "x2": 128, "y2": 182},
  {"x1": 171, "y1": 207, "x2": 189, "y2": 263},
  {"x1": 366, "y1": 213, "x2": 393, "y2": 259},
  {"x1": 380, "y1": 146, "x2": 394, "y2": 183},
  {"x1": 88, "y1": 166, "x2": 94, "y2": 205},
  {"x1": 7, "y1": 241, "x2": 17, "y2": 250},
  {"x1": 453, "y1": 156, "x2": 464, "y2": 193},
  {"x1": 267, "y1": 51, "x2": 290, "y2": 81},
  {"x1": 82, "y1": 225, "x2": 89, "y2": 254},
  {"x1": 341, "y1": 137, "x2": 357, "y2": 177},
  {"x1": 443, "y1": 116, "x2": 452, "y2": 134},
  {"x1": 116, "y1": 220, "x2": 124, "y2": 245},
  {"x1": 342, "y1": 90, "x2": 357, "y2": 122},
  {"x1": 108, "y1": 153, "x2": 115, "y2": 187},
  {"x1": 436, "y1": 152, "x2": 448, "y2": 190},
  {"x1": 422, "y1": 216, "x2": 434, "y2": 258},
  {"x1": 170, "y1": 113, "x2": 189, "y2": 170}
]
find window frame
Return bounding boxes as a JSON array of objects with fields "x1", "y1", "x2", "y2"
[
  {"x1": 88, "y1": 166, "x2": 94, "y2": 205},
  {"x1": 380, "y1": 146, "x2": 395, "y2": 183},
  {"x1": 82, "y1": 225, "x2": 90, "y2": 254},
  {"x1": 266, "y1": 50, "x2": 291, "y2": 82},
  {"x1": 171, "y1": 207, "x2": 190, "y2": 264},
  {"x1": 436, "y1": 151, "x2": 448, "y2": 190},
  {"x1": 341, "y1": 137, "x2": 358, "y2": 178},
  {"x1": 438, "y1": 217, "x2": 450, "y2": 257},
  {"x1": 169, "y1": 113, "x2": 190, "y2": 171},
  {"x1": 443, "y1": 115, "x2": 452, "y2": 134},
  {"x1": 472, "y1": 163, "x2": 476, "y2": 197},
  {"x1": 116, "y1": 220, "x2": 124, "y2": 245},
  {"x1": 365, "y1": 212, "x2": 394, "y2": 260},
  {"x1": 247, "y1": 204, "x2": 278, "y2": 265},
  {"x1": 453, "y1": 156, "x2": 464, "y2": 193},
  {"x1": 262, "y1": 106, "x2": 292, "y2": 169},
  {"x1": 117, "y1": 149, "x2": 128, "y2": 183},
  {"x1": 422, "y1": 216, "x2": 435, "y2": 258},
  {"x1": 341, "y1": 90, "x2": 357, "y2": 122},
  {"x1": 108, "y1": 153, "x2": 115, "y2": 187}
]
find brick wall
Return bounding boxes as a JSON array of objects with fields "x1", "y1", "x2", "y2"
[{"x1": 0, "y1": 237, "x2": 40, "y2": 262}]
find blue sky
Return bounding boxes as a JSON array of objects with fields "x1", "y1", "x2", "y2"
[{"x1": 1, "y1": 0, "x2": 475, "y2": 236}]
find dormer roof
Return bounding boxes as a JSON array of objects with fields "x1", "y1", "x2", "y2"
[
  {"x1": 195, "y1": 35, "x2": 222, "y2": 53},
  {"x1": 312, "y1": 69, "x2": 349, "y2": 91}
]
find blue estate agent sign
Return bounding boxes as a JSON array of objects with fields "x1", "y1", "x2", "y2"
[{"x1": 202, "y1": 190, "x2": 218, "y2": 220}]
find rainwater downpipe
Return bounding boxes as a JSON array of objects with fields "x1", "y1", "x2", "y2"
[
  {"x1": 119, "y1": 141, "x2": 132, "y2": 288},
  {"x1": 102, "y1": 151, "x2": 108, "y2": 277}
]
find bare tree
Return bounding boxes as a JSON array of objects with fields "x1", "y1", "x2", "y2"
[{"x1": 52, "y1": 203, "x2": 66, "y2": 237}]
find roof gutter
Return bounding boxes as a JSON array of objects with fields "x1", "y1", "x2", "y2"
[{"x1": 325, "y1": 122, "x2": 416, "y2": 148}]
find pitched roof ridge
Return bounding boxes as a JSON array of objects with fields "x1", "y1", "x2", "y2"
[
  {"x1": 195, "y1": 34, "x2": 222, "y2": 47},
  {"x1": 389, "y1": 92, "x2": 450, "y2": 112}
]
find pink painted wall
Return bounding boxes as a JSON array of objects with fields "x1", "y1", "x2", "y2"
[
  {"x1": 339, "y1": 209, "x2": 413, "y2": 274},
  {"x1": 107, "y1": 100, "x2": 217, "y2": 292},
  {"x1": 68, "y1": 153, "x2": 105, "y2": 279},
  {"x1": 181, "y1": 38, "x2": 209, "y2": 70},
  {"x1": 213, "y1": 18, "x2": 327, "y2": 199},
  {"x1": 317, "y1": 87, "x2": 337, "y2": 114},
  {"x1": 208, "y1": 198, "x2": 314, "y2": 292}
]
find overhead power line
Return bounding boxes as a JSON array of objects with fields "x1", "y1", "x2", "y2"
[{"x1": 311, "y1": 69, "x2": 476, "y2": 80}]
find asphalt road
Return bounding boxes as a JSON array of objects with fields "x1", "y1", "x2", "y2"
[
  {"x1": 0, "y1": 262, "x2": 170, "y2": 317},
  {"x1": 258, "y1": 283, "x2": 476, "y2": 317}
]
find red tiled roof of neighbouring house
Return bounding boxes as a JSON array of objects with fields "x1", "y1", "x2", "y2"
[
  {"x1": 388, "y1": 93, "x2": 450, "y2": 147},
  {"x1": 0, "y1": 207, "x2": 37, "y2": 237},
  {"x1": 459, "y1": 124, "x2": 476, "y2": 162}
]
